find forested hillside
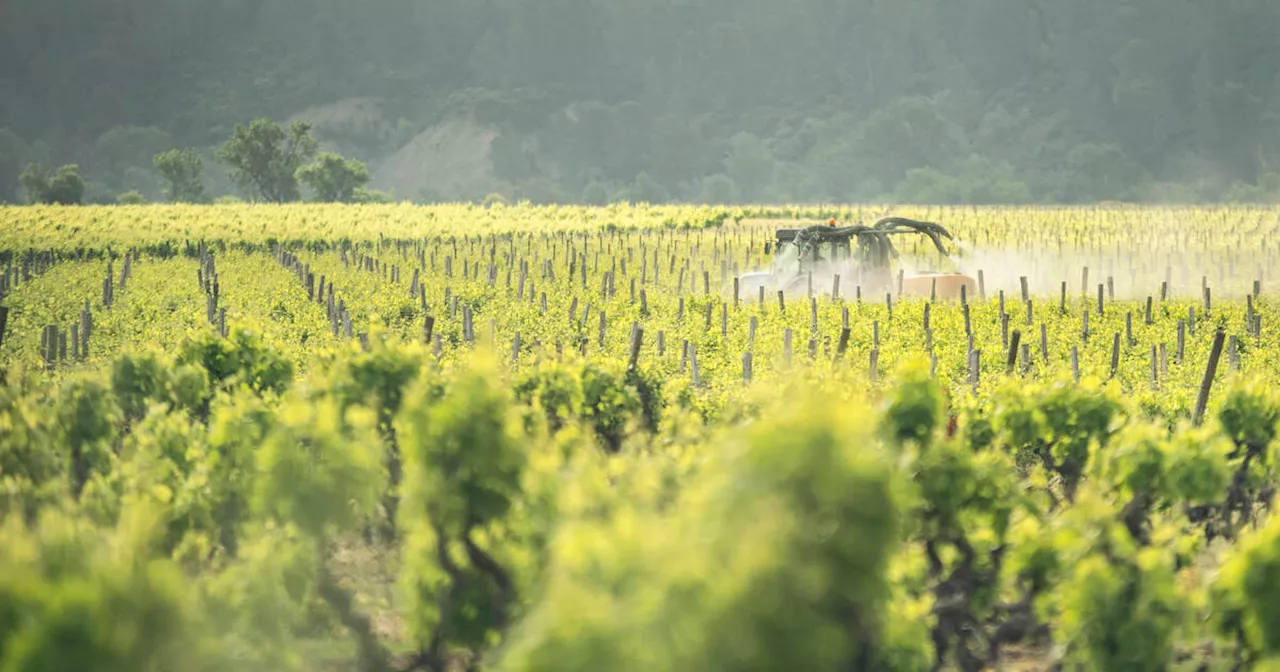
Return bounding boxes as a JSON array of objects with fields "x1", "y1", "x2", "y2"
[{"x1": 2, "y1": 0, "x2": 1279, "y2": 204}]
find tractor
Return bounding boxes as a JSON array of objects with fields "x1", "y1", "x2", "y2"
[{"x1": 738, "y1": 216, "x2": 977, "y2": 300}]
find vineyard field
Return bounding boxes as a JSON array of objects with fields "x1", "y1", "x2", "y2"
[{"x1": 2, "y1": 203, "x2": 1280, "y2": 671}]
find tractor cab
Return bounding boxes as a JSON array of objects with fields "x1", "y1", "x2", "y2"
[{"x1": 773, "y1": 226, "x2": 857, "y2": 274}]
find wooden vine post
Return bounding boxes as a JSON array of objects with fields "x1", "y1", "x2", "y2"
[{"x1": 1193, "y1": 328, "x2": 1227, "y2": 427}]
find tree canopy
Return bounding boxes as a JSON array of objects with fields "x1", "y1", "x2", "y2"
[
  {"x1": 297, "y1": 153, "x2": 371, "y2": 203},
  {"x1": 216, "y1": 119, "x2": 319, "y2": 204},
  {"x1": 20, "y1": 164, "x2": 85, "y2": 205},
  {"x1": 154, "y1": 148, "x2": 209, "y2": 204}
]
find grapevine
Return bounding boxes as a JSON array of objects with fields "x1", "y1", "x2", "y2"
[{"x1": 0, "y1": 204, "x2": 1278, "y2": 670}]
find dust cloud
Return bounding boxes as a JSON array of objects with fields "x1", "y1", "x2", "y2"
[{"x1": 945, "y1": 241, "x2": 1264, "y2": 302}]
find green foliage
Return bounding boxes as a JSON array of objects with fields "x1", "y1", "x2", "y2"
[
  {"x1": 95, "y1": 126, "x2": 174, "y2": 178},
  {"x1": 621, "y1": 171, "x2": 668, "y2": 204},
  {"x1": 860, "y1": 97, "x2": 967, "y2": 183},
  {"x1": 892, "y1": 163, "x2": 1033, "y2": 205},
  {"x1": 0, "y1": 504, "x2": 221, "y2": 672},
  {"x1": 7, "y1": 2, "x2": 1280, "y2": 202},
  {"x1": 397, "y1": 353, "x2": 526, "y2": 655},
  {"x1": 1225, "y1": 172, "x2": 1280, "y2": 203},
  {"x1": 500, "y1": 393, "x2": 904, "y2": 670},
  {"x1": 580, "y1": 181, "x2": 611, "y2": 206},
  {"x1": 317, "y1": 338, "x2": 423, "y2": 432},
  {"x1": 216, "y1": 119, "x2": 318, "y2": 203},
  {"x1": 990, "y1": 376, "x2": 1123, "y2": 498},
  {"x1": 698, "y1": 174, "x2": 739, "y2": 204},
  {"x1": 0, "y1": 382, "x2": 63, "y2": 521},
  {"x1": 1214, "y1": 509, "x2": 1280, "y2": 660},
  {"x1": 20, "y1": 163, "x2": 85, "y2": 205},
  {"x1": 1010, "y1": 494, "x2": 1183, "y2": 671},
  {"x1": 1055, "y1": 538, "x2": 1181, "y2": 671},
  {"x1": 117, "y1": 406, "x2": 219, "y2": 555},
  {"x1": 0, "y1": 128, "x2": 39, "y2": 202},
  {"x1": 882, "y1": 362, "x2": 1027, "y2": 669},
  {"x1": 201, "y1": 389, "x2": 277, "y2": 558},
  {"x1": 297, "y1": 152, "x2": 371, "y2": 203},
  {"x1": 516, "y1": 359, "x2": 658, "y2": 448},
  {"x1": 513, "y1": 177, "x2": 570, "y2": 205},
  {"x1": 579, "y1": 362, "x2": 643, "y2": 452},
  {"x1": 723, "y1": 132, "x2": 776, "y2": 198},
  {"x1": 3, "y1": 210, "x2": 1280, "y2": 671},
  {"x1": 625, "y1": 364, "x2": 665, "y2": 434},
  {"x1": 1094, "y1": 422, "x2": 1231, "y2": 507},
  {"x1": 881, "y1": 359, "x2": 944, "y2": 446},
  {"x1": 200, "y1": 523, "x2": 317, "y2": 669},
  {"x1": 81, "y1": 180, "x2": 120, "y2": 205},
  {"x1": 154, "y1": 148, "x2": 209, "y2": 203},
  {"x1": 115, "y1": 190, "x2": 146, "y2": 204},
  {"x1": 110, "y1": 350, "x2": 209, "y2": 423},
  {"x1": 177, "y1": 328, "x2": 294, "y2": 398},
  {"x1": 1217, "y1": 379, "x2": 1280, "y2": 456},
  {"x1": 253, "y1": 395, "x2": 383, "y2": 538},
  {"x1": 1060, "y1": 143, "x2": 1149, "y2": 203},
  {"x1": 1163, "y1": 427, "x2": 1236, "y2": 505},
  {"x1": 353, "y1": 186, "x2": 393, "y2": 204},
  {"x1": 514, "y1": 360, "x2": 585, "y2": 432},
  {"x1": 56, "y1": 377, "x2": 122, "y2": 499}
]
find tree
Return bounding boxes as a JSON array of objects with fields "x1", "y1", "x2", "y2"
[
  {"x1": 1060, "y1": 143, "x2": 1148, "y2": 203},
  {"x1": 120, "y1": 166, "x2": 161, "y2": 202},
  {"x1": 581, "y1": 181, "x2": 611, "y2": 205},
  {"x1": 857, "y1": 97, "x2": 969, "y2": 185},
  {"x1": 20, "y1": 164, "x2": 85, "y2": 205},
  {"x1": 624, "y1": 172, "x2": 668, "y2": 204},
  {"x1": 0, "y1": 129, "x2": 36, "y2": 203},
  {"x1": 512, "y1": 176, "x2": 568, "y2": 205},
  {"x1": 95, "y1": 126, "x2": 173, "y2": 177},
  {"x1": 153, "y1": 149, "x2": 209, "y2": 203},
  {"x1": 353, "y1": 187, "x2": 393, "y2": 204},
  {"x1": 296, "y1": 152, "x2": 371, "y2": 203},
  {"x1": 698, "y1": 174, "x2": 739, "y2": 204},
  {"x1": 216, "y1": 119, "x2": 318, "y2": 203},
  {"x1": 723, "y1": 132, "x2": 777, "y2": 202}
]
